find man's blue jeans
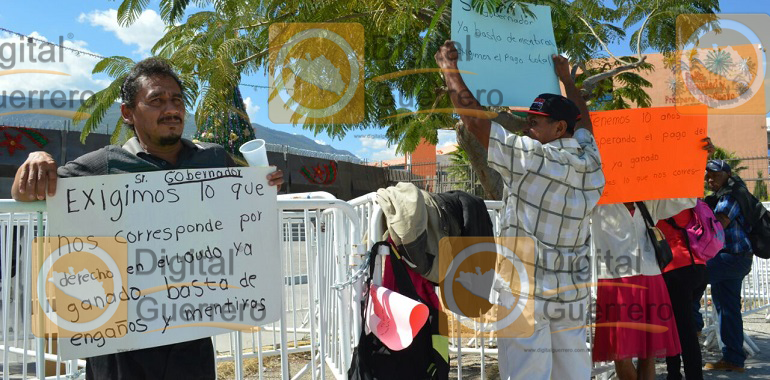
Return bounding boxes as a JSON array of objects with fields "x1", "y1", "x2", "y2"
[{"x1": 707, "y1": 252, "x2": 753, "y2": 367}]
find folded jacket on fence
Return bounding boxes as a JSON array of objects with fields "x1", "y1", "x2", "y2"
[
  {"x1": 377, "y1": 182, "x2": 440, "y2": 282},
  {"x1": 430, "y1": 190, "x2": 494, "y2": 237},
  {"x1": 376, "y1": 183, "x2": 494, "y2": 284}
]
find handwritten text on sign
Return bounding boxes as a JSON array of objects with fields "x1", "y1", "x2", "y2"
[
  {"x1": 593, "y1": 107, "x2": 708, "y2": 204},
  {"x1": 45, "y1": 167, "x2": 280, "y2": 359},
  {"x1": 451, "y1": 1, "x2": 560, "y2": 107}
]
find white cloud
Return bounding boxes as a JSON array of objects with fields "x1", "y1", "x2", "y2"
[
  {"x1": 358, "y1": 136, "x2": 399, "y2": 161},
  {"x1": 78, "y1": 9, "x2": 165, "y2": 54},
  {"x1": 359, "y1": 136, "x2": 389, "y2": 150},
  {"x1": 314, "y1": 139, "x2": 327, "y2": 145},
  {"x1": 242, "y1": 96, "x2": 260, "y2": 121},
  {"x1": 437, "y1": 141, "x2": 458, "y2": 154},
  {"x1": 0, "y1": 31, "x2": 110, "y2": 98},
  {"x1": 437, "y1": 129, "x2": 457, "y2": 147}
]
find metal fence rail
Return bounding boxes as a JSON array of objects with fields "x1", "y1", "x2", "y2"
[{"x1": 697, "y1": 202, "x2": 770, "y2": 358}]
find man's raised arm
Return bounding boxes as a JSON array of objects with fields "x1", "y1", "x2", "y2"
[
  {"x1": 12, "y1": 152, "x2": 58, "y2": 201},
  {"x1": 552, "y1": 55, "x2": 593, "y2": 134},
  {"x1": 434, "y1": 40, "x2": 492, "y2": 149}
]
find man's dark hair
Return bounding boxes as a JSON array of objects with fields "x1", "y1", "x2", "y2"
[
  {"x1": 121, "y1": 57, "x2": 185, "y2": 130},
  {"x1": 566, "y1": 121, "x2": 576, "y2": 135},
  {"x1": 547, "y1": 116, "x2": 576, "y2": 135}
]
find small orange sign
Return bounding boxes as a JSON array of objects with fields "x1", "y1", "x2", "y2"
[{"x1": 592, "y1": 106, "x2": 709, "y2": 204}]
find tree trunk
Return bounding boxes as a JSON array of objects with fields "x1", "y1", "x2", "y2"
[
  {"x1": 454, "y1": 121, "x2": 503, "y2": 200},
  {"x1": 454, "y1": 110, "x2": 530, "y2": 200},
  {"x1": 580, "y1": 56, "x2": 648, "y2": 96}
]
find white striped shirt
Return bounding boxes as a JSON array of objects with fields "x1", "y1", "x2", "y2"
[{"x1": 489, "y1": 122, "x2": 605, "y2": 302}]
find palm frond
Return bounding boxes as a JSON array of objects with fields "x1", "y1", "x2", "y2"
[{"x1": 116, "y1": 0, "x2": 151, "y2": 27}]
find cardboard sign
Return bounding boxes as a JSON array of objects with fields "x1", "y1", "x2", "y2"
[
  {"x1": 592, "y1": 106, "x2": 709, "y2": 204},
  {"x1": 43, "y1": 167, "x2": 280, "y2": 359},
  {"x1": 451, "y1": 1, "x2": 560, "y2": 107}
]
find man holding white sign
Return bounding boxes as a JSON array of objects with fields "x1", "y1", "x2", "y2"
[
  {"x1": 12, "y1": 58, "x2": 284, "y2": 380},
  {"x1": 435, "y1": 41, "x2": 604, "y2": 380}
]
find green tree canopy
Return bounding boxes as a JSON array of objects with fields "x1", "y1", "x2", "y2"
[{"x1": 76, "y1": 0, "x2": 720, "y2": 198}]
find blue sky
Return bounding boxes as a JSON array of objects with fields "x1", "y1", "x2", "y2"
[{"x1": 0, "y1": 0, "x2": 766, "y2": 161}]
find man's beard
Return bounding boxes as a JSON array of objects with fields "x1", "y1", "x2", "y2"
[{"x1": 158, "y1": 133, "x2": 182, "y2": 146}]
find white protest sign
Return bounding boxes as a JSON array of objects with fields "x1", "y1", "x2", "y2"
[
  {"x1": 41, "y1": 167, "x2": 280, "y2": 359},
  {"x1": 451, "y1": 1, "x2": 560, "y2": 107}
]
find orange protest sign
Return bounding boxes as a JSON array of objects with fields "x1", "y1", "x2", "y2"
[{"x1": 592, "y1": 106, "x2": 708, "y2": 204}]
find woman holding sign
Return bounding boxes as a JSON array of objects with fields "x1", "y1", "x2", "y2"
[{"x1": 590, "y1": 140, "x2": 714, "y2": 380}]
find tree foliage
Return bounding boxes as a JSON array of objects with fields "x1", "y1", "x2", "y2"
[
  {"x1": 710, "y1": 145, "x2": 747, "y2": 175},
  {"x1": 705, "y1": 145, "x2": 747, "y2": 196},
  {"x1": 754, "y1": 170, "x2": 768, "y2": 202},
  {"x1": 446, "y1": 145, "x2": 484, "y2": 196},
  {"x1": 78, "y1": 0, "x2": 719, "y2": 197}
]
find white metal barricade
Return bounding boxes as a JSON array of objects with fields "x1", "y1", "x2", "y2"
[
  {"x1": 698, "y1": 204, "x2": 770, "y2": 358},
  {"x1": 0, "y1": 201, "x2": 86, "y2": 380},
  {"x1": 0, "y1": 197, "x2": 363, "y2": 380},
  {"x1": 348, "y1": 193, "x2": 610, "y2": 379},
  {"x1": 190, "y1": 196, "x2": 365, "y2": 380},
  {"x1": 4, "y1": 194, "x2": 770, "y2": 380}
]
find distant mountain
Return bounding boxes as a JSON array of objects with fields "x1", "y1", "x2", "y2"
[
  {"x1": 0, "y1": 96, "x2": 356, "y2": 158},
  {"x1": 250, "y1": 123, "x2": 356, "y2": 157}
]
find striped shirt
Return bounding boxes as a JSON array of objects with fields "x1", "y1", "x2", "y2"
[{"x1": 488, "y1": 122, "x2": 605, "y2": 302}]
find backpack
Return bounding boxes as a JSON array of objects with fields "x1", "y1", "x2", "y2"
[
  {"x1": 665, "y1": 200, "x2": 724, "y2": 262},
  {"x1": 706, "y1": 178, "x2": 770, "y2": 259},
  {"x1": 348, "y1": 242, "x2": 449, "y2": 380},
  {"x1": 747, "y1": 207, "x2": 770, "y2": 259}
]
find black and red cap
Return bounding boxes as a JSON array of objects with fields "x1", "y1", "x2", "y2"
[{"x1": 520, "y1": 93, "x2": 581, "y2": 124}]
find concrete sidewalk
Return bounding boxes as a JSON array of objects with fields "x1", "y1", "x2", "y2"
[
  {"x1": 449, "y1": 313, "x2": 770, "y2": 379},
  {"x1": 659, "y1": 312, "x2": 770, "y2": 380}
]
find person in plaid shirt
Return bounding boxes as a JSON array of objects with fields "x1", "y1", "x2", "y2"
[
  {"x1": 435, "y1": 41, "x2": 604, "y2": 380},
  {"x1": 703, "y1": 160, "x2": 753, "y2": 373}
]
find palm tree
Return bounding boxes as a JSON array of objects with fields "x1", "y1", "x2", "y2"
[
  {"x1": 710, "y1": 146, "x2": 747, "y2": 175},
  {"x1": 753, "y1": 170, "x2": 768, "y2": 202},
  {"x1": 705, "y1": 145, "x2": 748, "y2": 195},
  {"x1": 446, "y1": 145, "x2": 484, "y2": 197}
]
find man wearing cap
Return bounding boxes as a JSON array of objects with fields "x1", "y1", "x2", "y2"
[
  {"x1": 435, "y1": 41, "x2": 604, "y2": 380},
  {"x1": 703, "y1": 160, "x2": 754, "y2": 372}
]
